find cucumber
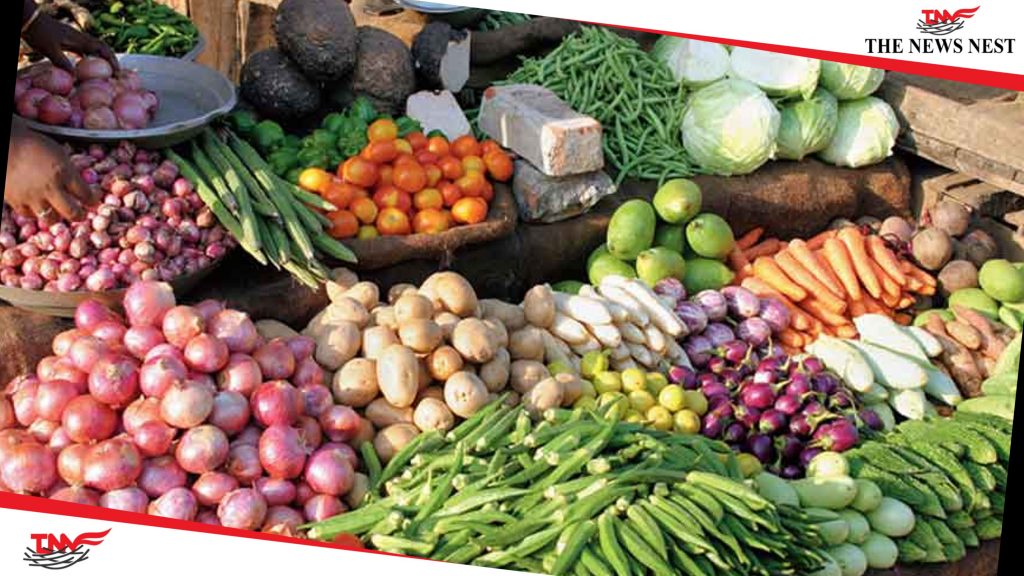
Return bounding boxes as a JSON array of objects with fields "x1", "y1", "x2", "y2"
[
  {"x1": 753, "y1": 472, "x2": 800, "y2": 507},
  {"x1": 846, "y1": 339, "x2": 928, "y2": 390},
  {"x1": 792, "y1": 476, "x2": 859, "y2": 510},
  {"x1": 854, "y1": 314, "x2": 929, "y2": 360},
  {"x1": 815, "y1": 518, "x2": 852, "y2": 546},
  {"x1": 839, "y1": 510, "x2": 870, "y2": 544}
]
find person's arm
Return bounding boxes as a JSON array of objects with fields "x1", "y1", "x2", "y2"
[
  {"x1": 21, "y1": 1, "x2": 117, "y2": 73},
  {"x1": 7, "y1": 116, "x2": 99, "y2": 220}
]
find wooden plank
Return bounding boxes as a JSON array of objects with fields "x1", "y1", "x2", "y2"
[{"x1": 187, "y1": 0, "x2": 242, "y2": 81}]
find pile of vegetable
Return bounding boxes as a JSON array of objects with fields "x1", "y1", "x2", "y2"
[
  {"x1": 1, "y1": 141, "x2": 231, "y2": 292},
  {"x1": 954, "y1": 332, "x2": 1018, "y2": 422},
  {"x1": 167, "y1": 128, "x2": 356, "y2": 288},
  {"x1": 307, "y1": 402, "x2": 828, "y2": 576},
  {"x1": 91, "y1": 0, "x2": 200, "y2": 58},
  {"x1": 476, "y1": 11, "x2": 533, "y2": 31},
  {"x1": 15, "y1": 58, "x2": 159, "y2": 129},
  {"x1": 0, "y1": 281, "x2": 375, "y2": 531}
]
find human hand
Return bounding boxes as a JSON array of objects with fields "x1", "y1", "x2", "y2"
[
  {"x1": 6, "y1": 120, "x2": 99, "y2": 221},
  {"x1": 23, "y1": 10, "x2": 119, "y2": 74}
]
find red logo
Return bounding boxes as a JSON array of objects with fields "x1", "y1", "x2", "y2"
[
  {"x1": 24, "y1": 529, "x2": 110, "y2": 569},
  {"x1": 918, "y1": 6, "x2": 980, "y2": 35}
]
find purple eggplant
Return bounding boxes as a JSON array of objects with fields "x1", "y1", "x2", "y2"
[
  {"x1": 701, "y1": 379, "x2": 730, "y2": 400},
  {"x1": 757, "y1": 297, "x2": 792, "y2": 333},
  {"x1": 722, "y1": 286, "x2": 760, "y2": 319},
  {"x1": 683, "y1": 335, "x2": 714, "y2": 367},
  {"x1": 828, "y1": 389, "x2": 854, "y2": 410},
  {"x1": 720, "y1": 370, "x2": 743, "y2": 391},
  {"x1": 710, "y1": 402, "x2": 734, "y2": 420},
  {"x1": 774, "y1": 394, "x2": 803, "y2": 416},
  {"x1": 780, "y1": 464, "x2": 803, "y2": 479},
  {"x1": 812, "y1": 419, "x2": 860, "y2": 452},
  {"x1": 737, "y1": 317, "x2": 772, "y2": 347},
  {"x1": 692, "y1": 290, "x2": 728, "y2": 321},
  {"x1": 801, "y1": 356, "x2": 824, "y2": 375},
  {"x1": 704, "y1": 323, "x2": 736, "y2": 347},
  {"x1": 724, "y1": 422, "x2": 748, "y2": 444},
  {"x1": 799, "y1": 447, "x2": 824, "y2": 468},
  {"x1": 811, "y1": 373, "x2": 840, "y2": 395},
  {"x1": 668, "y1": 365, "x2": 697, "y2": 389},
  {"x1": 707, "y1": 356, "x2": 728, "y2": 375},
  {"x1": 720, "y1": 340, "x2": 750, "y2": 364},
  {"x1": 746, "y1": 434, "x2": 777, "y2": 464},
  {"x1": 779, "y1": 435, "x2": 804, "y2": 462},
  {"x1": 740, "y1": 382, "x2": 776, "y2": 410},
  {"x1": 758, "y1": 409, "x2": 788, "y2": 436},
  {"x1": 736, "y1": 405, "x2": 762, "y2": 428},
  {"x1": 702, "y1": 413, "x2": 725, "y2": 439},
  {"x1": 859, "y1": 408, "x2": 885, "y2": 431},
  {"x1": 786, "y1": 373, "x2": 812, "y2": 396},
  {"x1": 753, "y1": 367, "x2": 777, "y2": 386},
  {"x1": 654, "y1": 277, "x2": 687, "y2": 304},
  {"x1": 674, "y1": 301, "x2": 709, "y2": 334},
  {"x1": 789, "y1": 413, "x2": 813, "y2": 438},
  {"x1": 707, "y1": 394, "x2": 731, "y2": 412}
]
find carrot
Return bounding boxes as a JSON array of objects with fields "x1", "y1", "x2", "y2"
[
  {"x1": 744, "y1": 238, "x2": 782, "y2": 259},
  {"x1": 806, "y1": 322, "x2": 822, "y2": 339},
  {"x1": 836, "y1": 325, "x2": 859, "y2": 339},
  {"x1": 741, "y1": 277, "x2": 814, "y2": 331},
  {"x1": 789, "y1": 239, "x2": 844, "y2": 298},
  {"x1": 880, "y1": 290, "x2": 901, "y2": 308},
  {"x1": 822, "y1": 238, "x2": 863, "y2": 301},
  {"x1": 814, "y1": 250, "x2": 847, "y2": 299},
  {"x1": 897, "y1": 295, "x2": 915, "y2": 309},
  {"x1": 866, "y1": 236, "x2": 907, "y2": 286},
  {"x1": 838, "y1": 227, "x2": 882, "y2": 299},
  {"x1": 727, "y1": 247, "x2": 752, "y2": 276},
  {"x1": 894, "y1": 313, "x2": 914, "y2": 326},
  {"x1": 736, "y1": 227, "x2": 765, "y2": 250},
  {"x1": 774, "y1": 250, "x2": 847, "y2": 314},
  {"x1": 901, "y1": 261, "x2": 938, "y2": 291},
  {"x1": 806, "y1": 229, "x2": 838, "y2": 251},
  {"x1": 861, "y1": 293, "x2": 890, "y2": 316},
  {"x1": 870, "y1": 260, "x2": 900, "y2": 300},
  {"x1": 779, "y1": 329, "x2": 804, "y2": 348},
  {"x1": 849, "y1": 300, "x2": 867, "y2": 318},
  {"x1": 905, "y1": 275, "x2": 925, "y2": 294},
  {"x1": 800, "y1": 298, "x2": 852, "y2": 327},
  {"x1": 753, "y1": 256, "x2": 807, "y2": 302}
]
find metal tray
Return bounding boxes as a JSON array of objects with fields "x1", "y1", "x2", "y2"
[
  {"x1": 395, "y1": 0, "x2": 469, "y2": 14},
  {"x1": 19, "y1": 54, "x2": 235, "y2": 148}
]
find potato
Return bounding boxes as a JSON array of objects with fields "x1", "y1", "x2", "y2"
[
  {"x1": 257, "y1": 319, "x2": 299, "y2": 341},
  {"x1": 484, "y1": 319, "x2": 509, "y2": 349},
  {"x1": 370, "y1": 306, "x2": 399, "y2": 331},
  {"x1": 326, "y1": 297, "x2": 370, "y2": 327},
  {"x1": 556, "y1": 373, "x2": 584, "y2": 406},
  {"x1": 399, "y1": 319, "x2": 443, "y2": 353},
  {"x1": 332, "y1": 358, "x2": 379, "y2": 407},
  {"x1": 388, "y1": 283, "x2": 418, "y2": 305},
  {"x1": 315, "y1": 321, "x2": 361, "y2": 371},
  {"x1": 345, "y1": 282, "x2": 380, "y2": 310},
  {"x1": 510, "y1": 360, "x2": 550, "y2": 394},
  {"x1": 413, "y1": 397, "x2": 455, "y2": 432},
  {"x1": 417, "y1": 357, "x2": 432, "y2": 391},
  {"x1": 481, "y1": 299, "x2": 527, "y2": 330},
  {"x1": 366, "y1": 397, "x2": 415, "y2": 428},
  {"x1": 374, "y1": 423, "x2": 419, "y2": 463},
  {"x1": 423, "y1": 272, "x2": 478, "y2": 317},
  {"x1": 345, "y1": 472, "x2": 369, "y2": 509},
  {"x1": 351, "y1": 417, "x2": 375, "y2": 447},
  {"x1": 376, "y1": 344, "x2": 419, "y2": 408},
  {"x1": 452, "y1": 318, "x2": 498, "y2": 363},
  {"x1": 428, "y1": 345, "x2": 464, "y2": 381},
  {"x1": 443, "y1": 371, "x2": 490, "y2": 418},
  {"x1": 302, "y1": 310, "x2": 331, "y2": 339},
  {"x1": 508, "y1": 326, "x2": 545, "y2": 361},
  {"x1": 434, "y1": 312, "x2": 461, "y2": 340},
  {"x1": 479, "y1": 348, "x2": 511, "y2": 393},
  {"x1": 523, "y1": 284, "x2": 556, "y2": 328},
  {"x1": 418, "y1": 386, "x2": 445, "y2": 402},
  {"x1": 395, "y1": 294, "x2": 435, "y2": 323},
  {"x1": 523, "y1": 377, "x2": 564, "y2": 418},
  {"x1": 361, "y1": 326, "x2": 399, "y2": 361},
  {"x1": 330, "y1": 268, "x2": 359, "y2": 290}
]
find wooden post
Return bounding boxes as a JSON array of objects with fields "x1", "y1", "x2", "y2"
[{"x1": 155, "y1": 0, "x2": 243, "y2": 81}]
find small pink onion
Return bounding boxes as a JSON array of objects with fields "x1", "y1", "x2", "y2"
[
  {"x1": 139, "y1": 355, "x2": 187, "y2": 398},
  {"x1": 207, "y1": 309, "x2": 259, "y2": 354},
  {"x1": 218, "y1": 488, "x2": 267, "y2": 530},
  {"x1": 299, "y1": 384, "x2": 333, "y2": 419},
  {"x1": 208, "y1": 391, "x2": 251, "y2": 436},
  {"x1": 303, "y1": 494, "x2": 345, "y2": 523},
  {"x1": 253, "y1": 339, "x2": 296, "y2": 381},
  {"x1": 184, "y1": 334, "x2": 230, "y2": 374},
  {"x1": 82, "y1": 437, "x2": 142, "y2": 491},
  {"x1": 255, "y1": 478, "x2": 297, "y2": 507},
  {"x1": 148, "y1": 487, "x2": 197, "y2": 521},
  {"x1": 61, "y1": 395, "x2": 117, "y2": 443},
  {"x1": 91, "y1": 320, "x2": 128, "y2": 346},
  {"x1": 57, "y1": 443, "x2": 90, "y2": 485},
  {"x1": 159, "y1": 381, "x2": 214, "y2": 428},
  {"x1": 123, "y1": 326, "x2": 166, "y2": 359},
  {"x1": 257, "y1": 425, "x2": 307, "y2": 480},
  {"x1": 122, "y1": 397, "x2": 162, "y2": 435},
  {"x1": 34, "y1": 379, "x2": 79, "y2": 421},
  {"x1": 217, "y1": 354, "x2": 263, "y2": 398},
  {"x1": 319, "y1": 405, "x2": 361, "y2": 443},
  {"x1": 225, "y1": 444, "x2": 263, "y2": 485},
  {"x1": 125, "y1": 280, "x2": 176, "y2": 328},
  {"x1": 192, "y1": 471, "x2": 239, "y2": 507},
  {"x1": 87, "y1": 353, "x2": 140, "y2": 407},
  {"x1": 137, "y1": 455, "x2": 187, "y2": 497},
  {"x1": 161, "y1": 305, "x2": 205, "y2": 348},
  {"x1": 99, "y1": 486, "x2": 149, "y2": 513},
  {"x1": 296, "y1": 415, "x2": 323, "y2": 450},
  {"x1": 76, "y1": 57, "x2": 114, "y2": 82},
  {"x1": 304, "y1": 448, "x2": 355, "y2": 496},
  {"x1": 74, "y1": 299, "x2": 120, "y2": 332},
  {"x1": 251, "y1": 381, "x2": 302, "y2": 427},
  {"x1": 175, "y1": 425, "x2": 229, "y2": 474},
  {"x1": 133, "y1": 420, "x2": 176, "y2": 457}
]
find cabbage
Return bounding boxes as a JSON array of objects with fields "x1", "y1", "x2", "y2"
[
  {"x1": 651, "y1": 37, "x2": 730, "y2": 87},
  {"x1": 681, "y1": 79, "x2": 780, "y2": 176},
  {"x1": 729, "y1": 47, "x2": 821, "y2": 100},
  {"x1": 820, "y1": 62, "x2": 885, "y2": 100},
  {"x1": 818, "y1": 97, "x2": 899, "y2": 168},
  {"x1": 777, "y1": 88, "x2": 838, "y2": 160}
]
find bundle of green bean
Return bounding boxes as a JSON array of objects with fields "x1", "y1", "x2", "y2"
[
  {"x1": 166, "y1": 128, "x2": 356, "y2": 288},
  {"x1": 503, "y1": 27, "x2": 697, "y2": 184},
  {"x1": 477, "y1": 11, "x2": 534, "y2": 31},
  {"x1": 92, "y1": 0, "x2": 199, "y2": 57},
  {"x1": 845, "y1": 411, "x2": 1008, "y2": 564},
  {"x1": 306, "y1": 400, "x2": 827, "y2": 576}
]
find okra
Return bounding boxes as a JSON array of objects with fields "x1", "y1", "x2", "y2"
[
  {"x1": 552, "y1": 520, "x2": 597, "y2": 576},
  {"x1": 614, "y1": 515, "x2": 675, "y2": 575}
]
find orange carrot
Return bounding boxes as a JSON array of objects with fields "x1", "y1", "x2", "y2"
[
  {"x1": 822, "y1": 238, "x2": 863, "y2": 301},
  {"x1": 849, "y1": 300, "x2": 867, "y2": 318},
  {"x1": 775, "y1": 251, "x2": 847, "y2": 314},
  {"x1": 806, "y1": 322, "x2": 822, "y2": 339},
  {"x1": 821, "y1": 325, "x2": 837, "y2": 337},
  {"x1": 789, "y1": 239, "x2": 844, "y2": 298},
  {"x1": 894, "y1": 313, "x2": 913, "y2": 326},
  {"x1": 905, "y1": 275, "x2": 925, "y2": 294},
  {"x1": 861, "y1": 293, "x2": 890, "y2": 316},
  {"x1": 728, "y1": 247, "x2": 752, "y2": 276},
  {"x1": 836, "y1": 325, "x2": 859, "y2": 339},
  {"x1": 800, "y1": 298, "x2": 852, "y2": 327},
  {"x1": 741, "y1": 277, "x2": 814, "y2": 331},
  {"x1": 779, "y1": 329, "x2": 804, "y2": 348},
  {"x1": 901, "y1": 261, "x2": 938, "y2": 289},
  {"x1": 814, "y1": 250, "x2": 847, "y2": 299},
  {"x1": 897, "y1": 295, "x2": 915, "y2": 309},
  {"x1": 838, "y1": 228, "x2": 882, "y2": 299},
  {"x1": 736, "y1": 227, "x2": 765, "y2": 250},
  {"x1": 806, "y1": 229, "x2": 838, "y2": 251},
  {"x1": 866, "y1": 236, "x2": 907, "y2": 286},
  {"x1": 881, "y1": 291, "x2": 901, "y2": 308},
  {"x1": 870, "y1": 260, "x2": 901, "y2": 300},
  {"x1": 744, "y1": 238, "x2": 782, "y2": 259},
  {"x1": 753, "y1": 256, "x2": 807, "y2": 302}
]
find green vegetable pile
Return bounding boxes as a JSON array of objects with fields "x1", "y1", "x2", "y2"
[
  {"x1": 477, "y1": 11, "x2": 533, "y2": 31},
  {"x1": 167, "y1": 128, "x2": 356, "y2": 288},
  {"x1": 92, "y1": 0, "x2": 199, "y2": 58},
  {"x1": 503, "y1": 27, "x2": 697, "y2": 184},
  {"x1": 228, "y1": 97, "x2": 420, "y2": 184},
  {"x1": 845, "y1": 411, "x2": 1009, "y2": 564},
  {"x1": 307, "y1": 400, "x2": 827, "y2": 576}
]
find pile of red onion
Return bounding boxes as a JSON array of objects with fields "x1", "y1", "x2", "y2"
[
  {"x1": 15, "y1": 57, "x2": 158, "y2": 130},
  {"x1": 0, "y1": 282, "x2": 365, "y2": 534},
  {"x1": 1, "y1": 141, "x2": 234, "y2": 292}
]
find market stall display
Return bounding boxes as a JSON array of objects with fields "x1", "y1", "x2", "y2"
[{"x1": 90, "y1": 0, "x2": 201, "y2": 58}]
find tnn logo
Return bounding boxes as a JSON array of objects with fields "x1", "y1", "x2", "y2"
[
  {"x1": 24, "y1": 529, "x2": 110, "y2": 570},
  {"x1": 920, "y1": 6, "x2": 980, "y2": 24}
]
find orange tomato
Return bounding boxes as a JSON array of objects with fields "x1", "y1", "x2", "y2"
[
  {"x1": 327, "y1": 210, "x2": 359, "y2": 239},
  {"x1": 439, "y1": 182, "x2": 462, "y2": 208},
  {"x1": 367, "y1": 118, "x2": 398, "y2": 142},
  {"x1": 480, "y1": 180, "x2": 494, "y2": 202},
  {"x1": 424, "y1": 164, "x2": 442, "y2": 187},
  {"x1": 357, "y1": 225, "x2": 379, "y2": 239},
  {"x1": 451, "y1": 197, "x2": 488, "y2": 225},
  {"x1": 377, "y1": 164, "x2": 394, "y2": 187},
  {"x1": 393, "y1": 162, "x2": 428, "y2": 194},
  {"x1": 322, "y1": 179, "x2": 359, "y2": 211},
  {"x1": 341, "y1": 157, "x2": 379, "y2": 188},
  {"x1": 426, "y1": 136, "x2": 450, "y2": 157},
  {"x1": 416, "y1": 151, "x2": 439, "y2": 166},
  {"x1": 298, "y1": 168, "x2": 333, "y2": 194},
  {"x1": 484, "y1": 150, "x2": 514, "y2": 182},
  {"x1": 361, "y1": 140, "x2": 399, "y2": 164},
  {"x1": 406, "y1": 131, "x2": 428, "y2": 151},
  {"x1": 438, "y1": 156, "x2": 463, "y2": 181},
  {"x1": 451, "y1": 134, "x2": 482, "y2": 159},
  {"x1": 413, "y1": 208, "x2": 450, "y2": 234},
  {"x1": 332, "y1": 533, "x2": 365, "y2": 550},
  {"x1": 481, "y1": 140, "x2": 502, "y2": 157},
  {"x1": 351, "y1": 186, "x2": 370, "y2": 200},
  {"x1": 393, "y1": 139, "x2": 413, "y2": 155},
  {"x1": 372, "y1": 186, "x2": 413, "y2": 213},
  {"x1": 414, "y1": 188, "x2": 444, "y2": 211},
  {"x1": 376, "y1": 207, "x2": 412, "y2": 236},
  {"x1": 461, "y1": 155, "x2": 486, "y2": 174},
  {"x1": 394, "y1": 152, "x2": 417, "y2": 166},
  {"x1": 455, "y1": 171, "x2": 487, "y2": 197},
  {"x1": 350, "y1": 197, "x2": 379, "y2": 225}
]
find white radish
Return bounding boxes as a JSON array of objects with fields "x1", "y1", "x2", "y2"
[
  {"x1": 579, "y1": 285, "x2": 630, "y2": 323},
  {"x1": 586, "y1": 322, "x2": 623, "y2": 348},
  {"x1": 628, "y1": 343, "x2": 656, "y2": 368},
  {"x1": 541, "y1": 330, "x2": 573, "y2": 366},
  {"x1": 553, "y1": 292, "x2": 613, "y2": 325},
  {"x1": 643, "y1": 324, "x2": 667, "y2": 355},
  {"x1": 596, "y1": 284, "x2": 649, "y2": 327},
  {"x1": 612, "y1": 358, "x2": 638, "y2": 372},
  {"x1": 618, "y1": 322, "x2": 647, "y2": 345},
  {"x1": 610, "y1": 343, "x2": 631, "y2": 361},
  {"x1": 571, "y1": 336, "x2": 602, "y2": 356},
  {"x1": 603, "y1": 277, "x2": 686, "y2": 338},
  {"x1": 549, "y1": 313, "x2": 590, "y2": 345}
]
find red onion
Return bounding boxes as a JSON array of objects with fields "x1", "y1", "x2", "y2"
[
  {"x1": 262, "y1": 505, "x2": 304, "y2": 533},
  {"x1": 184, "y1": 334, "x2": 229, "y2": 374},
  {"x1": 68, "y1": 336, "x2": 108, "y2": 373},
  {"x1": 175, "y1": 425, "x2": 229, "y2": 474},
  {"x1": 16, "y1": 88, "x2": 49, "y2": 119},
  {"x1": 192, "y1": 471, "x2": 239, "y2": 507},
  {"x1": 139, "y1": 355, "x2": 187, "y2": 398},
  {"x1": 88, "y1": 353, "x2": 140, "y2": 407},
  {"x1": 32, "y1": 67, "x2": 74, "y2": 95},
  {"x1": 76, "y1": 57, "x2": 114, "y2": 82},
  {"x1": 15, "y1": 77, "x2": 30, "y2": 101},
  {"x1": 34, "y1": 379, "x2": 79, "y2": 421},
  {"x1": 251, "y1": 381, "x2": 302, "y2": 427},
  {"x1": 123, "y1": 326, "x2": 165, "y2": 359},
  {"x1": 28, "y1": 419, "x2": 60, "y2": 443},
  {"x1": 218, "y1": 354, "x2": 262, "y2": 398},
  {"x1": 304, "y1": 448, "x2": 355, "y2": 496},
  {"x1": 125, "y1": 281, "x2": 176, "y2": 328},
  {"x1": 113, "y1": 93, "x2": 149, "y2": 129},
  {"x1": 255, "y1": 478, "x2": 297, "y2": 507},
  {"x1": 208, "y1": 391, "x2": 250, "y2": 436},
  {"x1": 207, "y1": 310, "x2": 259, "y2": 354},
  {"x1": 47, "y1": 427, "x2": 72, "y2": 451},
  {"x1": 12, "y1": 381, "x2": 40, "y2": 426},
  {"x1": 77, "y1": 84, "x2": 114, "y2": 110},
  {"x1": 137, "y1": 455, "x2": 187, "y2": 497},
  {"x1": 57, "y1": 443, "x2": 90, "y2": 484},
  {"x1": 148, "y1": 487, "x2": 197, "y2": 521},
  {"x1": 253, "y1": 339, "x2": 296, "y2": 380},
  {"x1": 83, "y1": 107, "x2": 117, "y2": 130},
  {"x1": 37, "y1": 95, "x2": 73, "y2": 126},
  {"x1": 189, "y1": 373, "x2": 217, "y2": 395},
  {"x1": 0, "y1": 396, "x2": 17, "y2": 429},
  {"x1": 51, "y1": 485, "x2": 101, "y2": 505},
  {"x1": 293, "y1": 481, "x2": 315, "y2": 506},
  {"x1": 293, "y1": 358, "x2": 325, "y2": 389},
  {"x1": 225, "y1": 444, "x2": 262, "y2": 485},
  {"x1": 197, "y1": 510, "x2": 221, "y2": 525},
  {"x1": 231, "y1": 426, "x2": 261, "y2": 448},
  {"x1": 122, "y1": 397, "x2": 161, "y2": 435},
  {"x1": 133, "y1": 420, "x2": 175, "y2": 457},
  {"x1": 296, "y1": 415, "x2": 323, "y2": 450},
  {"x1": 0, "y1": 429, "x2": 33, "y2": 463},
  {"x1": 145, "y1": 343, "x2": 184, "y2": 364},
  {"x1": 50, "y1": 361, "x2": 88, "y2": 393},
  {"x1": 161, "y1": 306, "x2": 205, "y2": 348},
  {"x1": 36, "y1": 355, "x2": 62, "y2": 381},
  {"x1": 319, "y1": 405, "x2": 361, "y2": 443},
  {"x1": 299, "y1": 385, "x2": 332, "y2": 419},
  {"x1": 99, "y1": 487, "x2": 149, "y2": 513},
  {"x1": 285, "y1": 336, "x2": 317, "y2": 361},
  {"x1": 1, "y1": 441, "x2": 57, "y2": 493},
  {"x1": 218, "y1": 488, "x2": 268, "y2": 530},
  {"x1": 258, "y1": 425, "x2": 307, "y2": 480},
  {"x1": 317, "y1": 442, "x2": 358, "y2": 468},
  {"x1": 303, "y1": 494, "x2": 345, "y2": 523},
  {"x1": 159, "y1": 381, "x2": 213, "y2": 428},
  {"x1": 61, "y1": 395, "x2": 117, "y2": 443},
  {"x1": 53, "y1": 329, "x2": 86, "y2": 356},
  {"x1": 82, "y1": 437, "x2": 142, "y2": 491}
]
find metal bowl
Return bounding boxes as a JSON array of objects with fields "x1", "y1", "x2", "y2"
[
  {"x1": 395, "y1": 0, "x2": 468, "y2": 14},
  {"x1": 20, "y1": 54, "x2": 235, "y2": 148},
  {"x1": 180, "y1": 34, "x2": 207, "y2": 62}
]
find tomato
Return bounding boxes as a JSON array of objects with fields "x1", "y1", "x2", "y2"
[
  {"x1": 406, "y1": 131, "x2": 428, "y2": 151},
  {"x1": 451, "y1": 197, "x2": 488, "y2": 225},
  {"x1": 372, "y1": 186, "x2": 412, "y2": 212},
  {"x1": 483, "y1": 150, "x2": 514, "y2": 182},
  {"x1": 394, "y1": 152, "x2": 417, "y2": 166},
  {"x1": 357, "y1": 225, "x2": 378, "y2": 240},
  {"x1": 424, "y1": 164, "x2": 442, "y2": 187},
  {"x1": 414, "y1": 188, "x2": 444, "y2": 211},
  {"x1": 455, "y1": 171, "x2": 487, "y2": 197},
  {"x1": 322, "y1": 179, "x2": 359, "y2": 211},
  {"x1": 413, "y1": 208, "x2": 450, "y2": 234},
  {"x1": 426, "y1": 136, "x2": 451, "y2": 157},
  {"x1": 437, "y1": 156, "x2": 464, "y2": 181},
  {"x1": 332, "y1": 533, "x2": 365, "y2": 550},
  {"x1": 367, "y1": 118, "x2": 398, "y2": 142},
  {"x1": 416, "y1": 151, "x2": 439, "y2": 165},
  {"x1": 480, "y1": 180, "x2": 494, "y2": 202},
  {"x1": 439, "y1": 182, "x2": 462, "y2": 208},
  {"x1": 451, "y1": 134, "x2": 482, "y2": 159},
  {"x1": 393, "y1": 139, "x2": 413, "y2": 155},
  {"x1": 340, "y1": 157, "x2": 379, "y2": 188},
  {"x1": 327, "y1": 210, "x2": 359, "y2": 239},
  {"x1": 298, "y1": 168, "x2": 333, "y2": 194},
  {"x1": 361, "y1": 140, "x2": 399, "y2": 164},
  {"x1": 376, "y1": 207, "x2": 412, "y2": 236},
  {"x1": 481, "y1": 140, "x2": 503, "y2": 157},
  {"x1": 377, "y1": 164, "x2": 394, "y2": 187},
  {"x1": 350, "y1": 197, "x2": 379, "y2": 225},
  {"x1": 461, "y1": 155, "x2": 486, "y2": 174},
  {"x1": 393, "y1": 162, "x2": 428, "y2": 194}
]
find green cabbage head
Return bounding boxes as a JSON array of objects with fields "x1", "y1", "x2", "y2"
[
  {"x1": 777, "y1": 88, "x2": 839, "y2": 160},
  {"x1": 818, "y1": 97, "x2": 900, "y2": 168},
  {"x1": 652, "y1": 37, "x2": 730, "y2": 87},
  {"x1": 682, "y1": 78, "x2": 780, "y2": 176},
  {"x1": 819, "y1": 61, "x2": 885, "y2": 100},
  {"x1": 729, "y1": 48, "x2": 820, "y2": 100}
]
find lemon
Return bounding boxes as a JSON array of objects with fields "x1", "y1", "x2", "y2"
[
  {"x1": 673, "y1": 409, "x2": 702, "y2": 434},
  {"x1": 593, "y1": 372, "x2": 623, "y2": 394},
  {"x1": 628, "y1": 390, "x2": 656, "y2": 412},
  {"x1": 682, "y1": 391, "x2": 708, "y2": 416},
  {"x1": 645, "y1": 372, "x2": 669, "y2": 395},
  {"x1": 658, "y1": 384, "x2": 686, "y2": 412},
  {"x1": 580, "y1": 350, "x2": 610, "y2": 379},
  {"x1": 622, "y1": 368, "x2": 648, "y2": 393},
  {"x1": 647, "y1": 406, "x2": 674, "y2": 431}
]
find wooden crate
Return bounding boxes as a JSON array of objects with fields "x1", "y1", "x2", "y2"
[{"x1": 920, "y1": 170, "x2": 1024, "y2": 261}]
